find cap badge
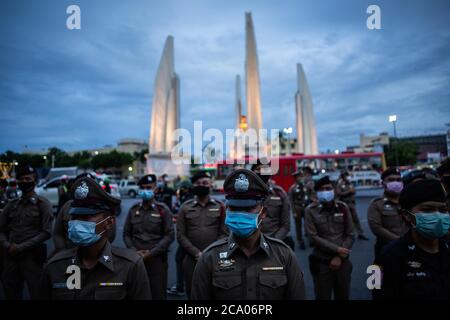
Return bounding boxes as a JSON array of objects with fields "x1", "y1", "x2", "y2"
[
  {"x1": 75, "y1": 181, "x2": 89, "y2": 200},
  {"x1": 234, "y1": 174, "x2": 249, "y2": 192}
]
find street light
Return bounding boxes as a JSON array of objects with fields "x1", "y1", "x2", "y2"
[
  {"x1": 389, "y1": 115, "x2": 399, "y2": 167},
  {"x1": 128, "y1": 166, "x2": 133, "y2": 172},
  {"x1": 283, "y1": 127, "x2": 293, "y2": 155}
]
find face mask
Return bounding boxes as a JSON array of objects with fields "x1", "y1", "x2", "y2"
[
  {"x1": 193, "y1": 185, "x2": 210, "y2": 197},
  {"x1": 18, "y1": 181, "x2": 35, "y2": 193},
  {"x1": 317, "y1": 190, "x2": 335, "y2": 203},
  {"x1": 138, "y1": 189, "x2": 154, "y2": 201},
  {"x1": 385, "y1": 181, "x2": 403, "y2": 194},
  {"x1": 225, "y1": 210, "x2": 262, "y2": 239},
  {"x1": 68, "y1": 216, "x2": 110, "y2": 246},
  {"x1": 411, "y1": 212, "x2": 450, "y2": 239}
]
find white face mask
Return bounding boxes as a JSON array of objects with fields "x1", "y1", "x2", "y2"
[{"x1": 317, "y1": 190, "x2": 335, "y2": 203}]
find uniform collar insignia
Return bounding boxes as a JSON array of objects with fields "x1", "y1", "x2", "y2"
[
  {"x1": 408, "y1": 245, "x2": 416, "y2": 251},
  {"x1": 260, "y1": 235, "x2": 271, "y2": 256},
  {"x1": 103, "y1": 255, "x2": 111, "y2": 262}
]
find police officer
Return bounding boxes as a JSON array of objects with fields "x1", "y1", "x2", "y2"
[
  {"x1": 437, "y1": 158, "x2": 450, "y2": 210},
  {"x1": 167, "y1": 179, "x2": 194, "y2": 296},
  {"x1": 251, "y1": 160, "x2": 292, "y2": 249},
  {"x1": 378, "y1": 179, "x2": 450, "y2": 299},
  {"x1": 305, "y1": 175, "x2": 354, "y2": 300},
  {"x1": 288, "y1": 169, "x2": 311, "y2": 249},
  {"x1": 53, "y1": 173, "x2": 116, "y2": 253},
  {"x1": 155, "y1": 174, "x2": 175, "y2": 209},
  {"x1": 40, "y1": 176, "x2": 151, "y2": 300},
  {"x1": 0, "y1": 165, "x2": 53, "y2": 299},
  {"x1": 367, "y1": 167, "x2": 409, "y2": 262},
  {"x1": 191, "y1": 169, "x2": 306, "y2": 300},
  {"x1": 336, "y1": 171, "x2": 369, "y2": 240},
  {"x1": 123, "y1": 174, "x2": 174, "y2": 300},
  {"x1": 176, "y1": 170, "x2": 227, "y2": 298}
]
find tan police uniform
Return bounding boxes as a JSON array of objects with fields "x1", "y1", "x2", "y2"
[{"x1": 176, "y1": 196, "x2": 227, "y2": 298}]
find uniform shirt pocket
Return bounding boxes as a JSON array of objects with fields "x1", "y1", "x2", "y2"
[
  {"x1": 205, "y1": 209, "x2": 221, "y2": 227},
  {"x1": 332, "y1": 214, "x2": 345, "y2": 233},
  {"x1": 314, "y1": 216, "x2": 329, "y2": 234},
  {"x1": 144, "y1": 214, "x2": 163, "y2": 234},
  {"x1": 94, "y1": 286, "x2": 127, "y2": 300},
  {"x1": 51, "y1": 288, "x2": 75, "y2": 300},
  {"x1": 381, "y1": 210, "x2": 400, "y2": 229},
  {"x1": 22, "y1": 207, "x2": 41, "y2": 226},
  {"x1": 185, "y1": 211, "x2": 201, "y2": 228},
  {"x1": 258, "y1": 272, "x2": 288, "y2": 299},
  {"x1": 212, "y1": 273, "x2": 242, "y2": 300}
]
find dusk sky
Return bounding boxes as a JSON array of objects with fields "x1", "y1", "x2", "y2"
[{"x1": 1, "y1": 0, "x2": 449, "y2": 154}]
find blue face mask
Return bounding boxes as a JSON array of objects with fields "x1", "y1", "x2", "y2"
[
  {"x1": 225, "y1": 210, "x2": 262, "y2": 239},
  {"x1": 68, "y1": 217, "x2": 109, "y2": 246},
  {"x1": 412, "y1": 212, "x2": 450, "y2": 239},
  {"x1": 317, "y1": 190, "x2": 335, "y2": 203},
  {"x1": 138, "y1": 189, "x2": 154, "y2": 201}
]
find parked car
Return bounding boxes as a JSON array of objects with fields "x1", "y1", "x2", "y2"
[
  {"x1": 35, "y1": 176, "x2": 76, "y2": 210},
  {"x1": 95, "y1": 174, "x2": 121, "y2": 200},
  {"x1": 119, "y1": 179, "x2": 139, "y2": 198}
]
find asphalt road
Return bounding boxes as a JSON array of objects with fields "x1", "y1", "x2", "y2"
[{"x1": 0, "y1": 192, "x2": 381, "y2": 300}]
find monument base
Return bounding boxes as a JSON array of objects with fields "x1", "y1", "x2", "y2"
[{"x1": 146, "y1": 153, "x2": 191, "y2": 178}]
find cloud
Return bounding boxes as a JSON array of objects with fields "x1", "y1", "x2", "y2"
[{"x1": 0, "y1": 0, "x2": 449, "y2": 154}]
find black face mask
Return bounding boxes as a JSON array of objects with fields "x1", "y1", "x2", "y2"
[
  {"x1": 193, "y1": 185, "x2": 210, "y2": 197},
  {"x1": 18, "y1": 181, "x2": 35, "y2": 193}
]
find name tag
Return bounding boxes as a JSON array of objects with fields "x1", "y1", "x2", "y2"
[
  {"x1": 99, "y1": 283, "x2": 124, "y2": 287},
  {"x1": 270, "y1": 197, "x2": 281, "y2": 200},
  {"x1": 262, "y1": 266, "x2": 284, "y2": 271},
  {"x1": 334, "y1": 213, "x2": 344, "y2": 217},
  {"x1": 209, "y1": 208, "x2": 220, "y2": 211},
  {"x1": 151, "y1": 213, "x2": 161, "y2": 218}
]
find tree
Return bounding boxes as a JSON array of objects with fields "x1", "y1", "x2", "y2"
[
  {"x1": 384, "y1": 140, "x2": 419, "y2": 166},
  {"x1": 91, "y1": 150, "x2": 133, "y2": 170}
]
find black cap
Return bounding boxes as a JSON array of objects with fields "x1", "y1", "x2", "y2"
[
  {"x1": 402, "y1": 169, "x2": 439, "y2": 186},
  {"x1": 381, "y1": 167, "x2": 401, "y2": 180},
  {"x1": 437, "y1": 158, "x2": 450, "y2": 176},
  {"x1": 69, "y1": 177, "x2": 121, "y2": 215},
  {"x1": 191, "y1": 170, "x2": 211, "y2": 184},
  {"x1": 16, "y1": 165, "x2": 36, "y2": 179},
  {"x1": 224, "y1": 169, "x2": 269, "y2": 207},
  {"x1": 138, "y1": 174, "x2": 157, "y2": 186},
  {"x1": 314, "y1": 175, "x2": 332, "y2": 191},
  {"x1": 399, "y1": 179, "x2": 446, "y2": 210},
  {"x1": 75, "y1": 172, "x2": 98, "y2": 182}
]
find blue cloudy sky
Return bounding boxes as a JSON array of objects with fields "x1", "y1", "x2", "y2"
[{"x1": 1, "y1": 0, "x2": 449, "y2": 154}]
